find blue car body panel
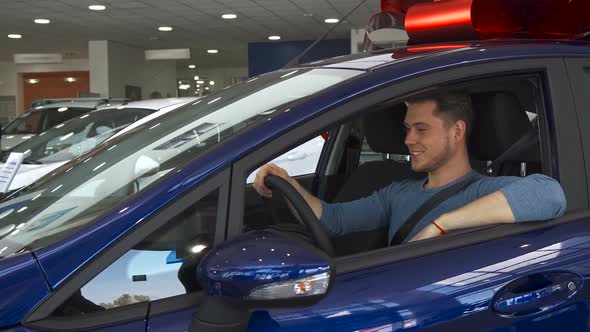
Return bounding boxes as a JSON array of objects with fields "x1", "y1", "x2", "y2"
[
  {"x1": 0, "y1": 40, "x2": 589, "y2": 330},
  {"x1": 0, "y1": 253, "x2": 50, "y2": 327},
  {"x1": 247, "y1": 219, "x2": 590, "y2": 331}
]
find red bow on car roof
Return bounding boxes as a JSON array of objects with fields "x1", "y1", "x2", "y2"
[{"x1": 380, "y1": 0, "x2": 590, "y2": 45}]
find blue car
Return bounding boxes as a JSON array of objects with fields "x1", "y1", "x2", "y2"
[{"x1": 1, "y1": 39, "x2": 590, "y2": 332}]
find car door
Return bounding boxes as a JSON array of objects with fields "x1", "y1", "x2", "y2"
[
  {"x1": 222, "y1": 57, "x2": 590, "y2": 331},
  {"x1": 11, "y1": 169, "x2": 230, "y2": 332}
]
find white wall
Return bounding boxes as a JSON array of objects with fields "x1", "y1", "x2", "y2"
[
  {"x1": 108, "y1": 41, "x2": 177, "y2": 99},
  {"x1": 89, "y1": 40, "x2": 109, "y2": 98},
  {"x1": 0, "y1": 59, "x2": 89, "y2": 115}
]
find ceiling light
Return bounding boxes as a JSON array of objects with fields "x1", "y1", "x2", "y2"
[
  {"x1": 27, "y1": 79, "x2": 39, "y2": 84},
  {"x1": 205, "y1": 87, "x2": 210, "y2": 90},
  {"x1": 196, "y1": 85, "x2": 200, "y2": 88},
  {"x1": 209, "y1": 81, "x2": 215, "y2": 85},
  {"x1": 193, "y1": 75, "x2": 199, "y2": 80},
  {"x1": 8, "y1": 34, "x2": 22, "y2": 39},
  {"x1": 34, "y1": 19, "x2": 50, "y2": 24},
  {"x1": 221, "y1": 14, "x2": 237, "y2": 19},
  {"x1": 158, "y1": 26, "x2": 173, "y2": 32},
  {"x1": 324, "y1": 18, "x2": 339, "y2": 24},
  {"x1": 268, "y1": 35, "x2": 281, "y2": 40},
  {"x1": 88, "y1": 5, "x2": 106, "y2": 11},
  {"x1": 179, "y1": 84, "x2": 190, "y2": 90},
  {"x1": 207, "y1": 49, "x2": 219, "y2": 54},
  {"x1": 303, "y1": 13, "x2": 313, "y2": 17},
  {"x1": 196, "y1": 80, "x2": 205, "y2": 84},
  {"x1": 65, "y1": 77, "x2": 77, "y2": 82},
  {"x1": 188, "y1": 64, "x2": 196, "y2": 69},
  {"x1": 14, "y1": 53, "x2": 62, "y2": 64},
  {"x1": 145, "y1": 48, "x2": 190, "y2": 60}
]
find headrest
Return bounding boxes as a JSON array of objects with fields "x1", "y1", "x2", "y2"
[
  {"x1": 469, "y1": 91, "x2": 536, "y2": 161},
  {"x1": 363, "y1": 104, "x2": 408, "y2": 155}
]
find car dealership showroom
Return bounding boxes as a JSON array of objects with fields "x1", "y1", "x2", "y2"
[{"x1": 1, "y1": 1, "x2": 590, "y2": 331}]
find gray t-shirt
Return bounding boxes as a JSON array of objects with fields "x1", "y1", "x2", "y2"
[{"x1": 319, "y1": 170, "x2": 567, "y2": 243}]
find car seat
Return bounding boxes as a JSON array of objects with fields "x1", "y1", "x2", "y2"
[
  {"x1": 331, "y1": 104, "x2": 424, "y2": 256},
  {"x1": 469, "y1": 91, "x2": 541, "y2": 176}
]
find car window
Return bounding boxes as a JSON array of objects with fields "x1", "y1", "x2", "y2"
[
  {"x1": 41, "y1": 107, "x2": 93, "y2": 131},
  {"x1": 0, "y1": 67, "x2": 360, "y2": 258},
  {"x1": 5, "y1": 108, "x2": 153, "y2": 164},
  {"x1": 53, "y1": 189, "x2": 219, "y2": 316},
  {"x1": 246, "y1": 135, "x2": 325, "y2": 183},
  {"x1": 240, "y1": 74, "x2": 550, "y2": 257},
  {"x1": 3, "y1": 111, "x2": 42, "y2": 135}
]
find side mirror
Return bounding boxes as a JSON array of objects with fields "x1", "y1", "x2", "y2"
[
  {"x1": 190, "y1": 229, "x2": 333, "y2": 332},
  {"x1": 134, "y1": 155, "x2": 159, "y2": 178}
]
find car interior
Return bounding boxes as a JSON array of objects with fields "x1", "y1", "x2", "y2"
[{"x1": 242, "y1": 73, "x2": 547, "y2": 257}]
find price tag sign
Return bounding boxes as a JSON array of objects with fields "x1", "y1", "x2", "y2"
[{"x1": 0, "y1": 153, "x2": 24, "y2": 193}]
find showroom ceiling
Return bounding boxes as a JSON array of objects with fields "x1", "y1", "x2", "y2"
[{"x1": 0, "y1": 0, "x2": 380, "y2": 67}]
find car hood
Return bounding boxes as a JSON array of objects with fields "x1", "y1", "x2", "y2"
[
  {"x1": 1, "y1": 134, "x2": 36, "y2": 151},
  {"x1": 5, "y1": 162, "x2": 68, "y2": 191},
  {"x1": 0, "y1": 252, "x2": 50, "y2": 327}
]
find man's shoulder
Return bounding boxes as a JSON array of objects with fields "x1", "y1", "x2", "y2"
[{"x1": 469, "y1": 172, "x2": 518, "y2": 187}]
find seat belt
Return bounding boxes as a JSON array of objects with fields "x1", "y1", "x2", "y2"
[{"x1": 389, "y1": 175, "x2": 479, "y2": 246}]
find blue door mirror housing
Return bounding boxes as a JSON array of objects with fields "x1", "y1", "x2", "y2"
[
  {"x1": 190, "y1": 229, "x2": 334, "y2": 332},
  {"x1": 197, "y1": 229, "x2": 334, "y2": 305}
]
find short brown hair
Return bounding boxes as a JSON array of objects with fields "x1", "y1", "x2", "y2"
[{"x1": 406, "y1": 92, "x2": 474, "y2": 138}]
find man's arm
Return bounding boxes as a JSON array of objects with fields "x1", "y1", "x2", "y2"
[
  {"x1": 411, "y1": 191, "x2": 514, "y2": 241},
  {"x1": 253, "y1": 163, "x2": 393, "y2": 236},
  {"x1": 410, "y1": 174, "x2": 566, "y2": 242},
  {"x1": 253, "y1": 163, "x2": 322, "y2": 218}
]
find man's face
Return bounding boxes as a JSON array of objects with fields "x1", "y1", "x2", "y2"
[{"x1": 404, "y1": 100, "x2": 456, "y2": 173}]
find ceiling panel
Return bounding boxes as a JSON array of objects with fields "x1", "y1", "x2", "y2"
[{"x1": 0, "y1": 0, "x2": 382, "y2": 66}]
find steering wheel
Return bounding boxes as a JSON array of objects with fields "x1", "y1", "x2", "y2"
[{"x1": 263, "y1": 175, "x2": 335, "y2": 256}]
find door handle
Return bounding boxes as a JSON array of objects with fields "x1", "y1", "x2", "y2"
[{"x1": 492, "y1": 271, "x2": 583, "y2": 318}]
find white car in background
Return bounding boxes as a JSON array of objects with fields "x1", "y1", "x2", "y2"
[
  {"x1": 1, "y1": 98, "x2": 127, "y2": 151},
  {"x1": 0, "y1": 98, "x2": 198, "y2": 192}
]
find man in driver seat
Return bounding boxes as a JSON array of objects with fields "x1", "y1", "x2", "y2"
[{"x1": 253, "y1": 93, "x2": 566, "y2": 243}]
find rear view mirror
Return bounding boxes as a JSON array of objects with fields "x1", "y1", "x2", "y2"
[{"x1": 190, "y1": 229, "x2": 333, "y2": 332}]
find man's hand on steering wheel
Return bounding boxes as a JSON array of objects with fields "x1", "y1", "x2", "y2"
[
  {"x1": 253, "y1": 163, "x2": 292, "y2": 199},
  {"x1": 253, "y1": 163, "x2": 335, "y2": 256}
]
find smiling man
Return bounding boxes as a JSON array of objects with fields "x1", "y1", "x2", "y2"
[{"x1": 254, "y1": 92, "x2": 566, "y2": 245}]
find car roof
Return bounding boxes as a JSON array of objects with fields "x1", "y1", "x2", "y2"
[
  {"x1": 299, "y1": 39, "x2": 590, "y2": 71},
  {"x1": 32, "y1": 101, "x2": 101, "y2": 110},
  {"x1": 98, "y1": 97, "x2": 198, "y2": 111},
  {"x1": 28, "y1": 99, "x2": 126, "y2": 112}
]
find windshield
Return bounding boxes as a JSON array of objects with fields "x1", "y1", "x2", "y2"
[
  {"x1": 0, "y1": 68, "x2": 361, "y2": 258},
  {"x1": 3, "y1": 107, "x2": 94, "y2": 135},
  {"x1": 3, "y1": 108, "x2": 154, "y2": 164}
]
